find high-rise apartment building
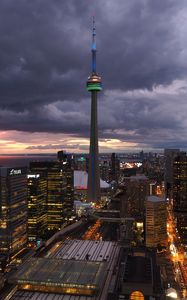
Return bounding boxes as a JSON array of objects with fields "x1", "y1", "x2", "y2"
[
  {"x1": 0, "y1": 167, "x2": 27, "y2": 260},
  {"x1": 145, "y1": 195, "x2": 167, "y2": 248},
  {"x1": 173, "y1": 152, "x2": 187, "y2": 245},
  {"x1": 121, "y1": 175, "x2": 149, "y2": 218},
  {"x1": 27, "y1": 173, "x2": 47, "y2": 245},
  {"x1": 30, "y1": 156, "x2": 74, "y2": 232}
]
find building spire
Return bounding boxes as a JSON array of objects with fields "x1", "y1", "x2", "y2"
[{"x1": 92, "y1": 16, "x2": 96, "y2": 74}]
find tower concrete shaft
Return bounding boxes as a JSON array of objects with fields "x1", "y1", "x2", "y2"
[{"x1": 87, "y1": 91, "x2": 100, "y2": 202}]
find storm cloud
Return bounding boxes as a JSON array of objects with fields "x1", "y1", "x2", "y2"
[{"x1": 0, "y1": 0, "x2": 187, "y2": 152}]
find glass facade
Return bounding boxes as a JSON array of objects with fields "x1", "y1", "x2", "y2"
[
  {"x1": 0, "y1": 167, "x2": 27, "y2": 260},
  {"x1": 27, "y1": 174, "x2": 47, "y2": 244},
  {"x1": 30, "y1": 159, "x2": 74, "y2": 232}
]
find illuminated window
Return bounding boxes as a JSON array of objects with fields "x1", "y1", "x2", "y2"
[{"x1": 130, "y1": 291, "x2": 144, "y2": 300}]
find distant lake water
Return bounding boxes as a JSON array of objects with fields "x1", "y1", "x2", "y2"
[{"x1": 0, "y1": 155, "x2": 56, "y2": 168}]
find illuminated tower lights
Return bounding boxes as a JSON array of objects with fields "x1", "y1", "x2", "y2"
[{"x1": 87, "y1": 17, "x2": 102, "y2": 202}]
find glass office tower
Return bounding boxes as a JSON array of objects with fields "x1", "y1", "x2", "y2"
[{"x1": 0, "y1": 167, "x2": 27, "y2": 261}]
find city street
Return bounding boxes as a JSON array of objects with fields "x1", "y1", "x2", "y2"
[{"x1": 166, "y1": 202, "x2": 187, "y2": 298}]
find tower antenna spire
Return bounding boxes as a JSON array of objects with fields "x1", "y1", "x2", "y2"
[{"x1": 92, "y1": 15, "x2": 96, "y2": 74}]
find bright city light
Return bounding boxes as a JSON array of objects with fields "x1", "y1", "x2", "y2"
[
  {"x1": 166, "y1": 288, "x2": 178, "y2": 299},
  {"x1": 167, "y1": 291, "x2": 177, "y2": 299}
]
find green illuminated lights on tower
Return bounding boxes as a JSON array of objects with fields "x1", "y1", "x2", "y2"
[{"x1": 87, "y1": 82, "x2": 102, "y2": 91}]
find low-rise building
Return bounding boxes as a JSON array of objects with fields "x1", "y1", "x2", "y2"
[{"x1": 119, "y1": 248, "x2": 163, "y2": 299}]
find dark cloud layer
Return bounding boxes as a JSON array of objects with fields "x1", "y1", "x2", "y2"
[{"x1": 0, "y1": 0, "x2": 187, "y2": 150}]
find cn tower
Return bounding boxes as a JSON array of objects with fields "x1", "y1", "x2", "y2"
[{"x1": 87, "y1": 17, "x2": 102, "y2": 203}]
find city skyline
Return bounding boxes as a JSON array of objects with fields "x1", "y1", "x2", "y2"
[{"x1": 0, "y1": 1, "x2": 187, "y2": 153}]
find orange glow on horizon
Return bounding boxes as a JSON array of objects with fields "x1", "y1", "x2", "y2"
[{"x1": 0, "y1": 130, "x2": 140, "y2": 154}]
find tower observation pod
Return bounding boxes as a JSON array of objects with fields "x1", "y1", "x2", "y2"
[{"x1": 86, "y1": 17, "x2": 102, "y2": 203}]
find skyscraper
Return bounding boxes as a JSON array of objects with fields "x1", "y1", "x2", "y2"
[
  {"x1": 145, "y1": 195, "x2": 167, "y2": 248},
  {"x1": 110, "y1": 152, "x2": 120, "y2": 183},
  {"x1": 121, "y1": 174, "x2": 149, "y2": 218},
  {"x1": 0, "y1": 167, "x2": 27, "y2": 261},
  {"x1": 164, "y1": 148, "x2": 180, "y2": 197},
  {"x1": 27, "y1": 173, "x2": 47, "y2": 245},
  {"x1": 87, "y1": 17, "x2": 102, "y2": 203},
  {"x1": 173, "y1": 152, "x2": 187, "y2": 245},
  {"x1": 30, "y1": 158, "x2": 74, "y2": 232}
]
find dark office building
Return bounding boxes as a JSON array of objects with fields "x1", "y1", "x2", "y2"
[
  {"x1": 173, "y1": 152, "x2": 187, "y2": 245},
  {"x1": 122, "y1": 167, "x2": 137, "y2": 177},
  {"x1": 57, "y1": 150, "x2": 65, "y2": 162},
  {"x1": 30, "y1": 158, "x2": 74, "y2": 231},
  {"x1": 164, "y1": 148, "x2": 179, "y2": 197},
  {"x1": 100, "y1": 160, "x2": 110, "y2": 183},
  {"x1": 110, "y1": 152, "x2": 120, "y2": 182},
  {"x1": 27, "y1": 173, "x2": 47, "y2": 245},
  {"x1": 0, "y1": 167, "x2": 27, "y2": 260}
]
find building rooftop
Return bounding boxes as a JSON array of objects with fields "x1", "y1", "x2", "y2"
[
  {"x1": 123, "y1": 256, "x2": 152, "y2": 284},
  {"x1": 52, "y1": 240, "x2": 117, "y2": 261},
  {"x1": 120, "y1": 249, "x2": 163, "y2": 297},
  {"x1": 10, "y1": 291, "x2": 96, "y2": 300},
  {"x1": 129, "y1": 174, "x2": 148, "y2": 181},
  {"x1": 9, "y1": 258, "x2": 105, "y2": 295},
  {"x1": 147, "y1": 195, "x2": 165, "y2": 203},
  {"x1": 9, "y1": 241, "x2": 120, "y2": 300},
  {"x1": 74, "y1": 171, "x2": 109, "y2": 190}
]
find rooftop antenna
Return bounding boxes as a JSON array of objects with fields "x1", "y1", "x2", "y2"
[{"x1": 92, "y1": 15, "x2": 96, "y2": 74}]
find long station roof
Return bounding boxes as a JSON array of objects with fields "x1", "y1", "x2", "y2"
[
  {"x1": 10, "y1": 291, "x2": 95, "y2": 300},
  {"x1": 9, "y1": 240, "x2": 119, "y2": 300},
  {"x1": 9, "y1": 258, "x2": 105, "y2": 294}
]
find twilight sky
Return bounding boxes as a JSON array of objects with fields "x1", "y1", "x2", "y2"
[{"x1": 0, "y1": 0, "x2": 187, "y2": 153}]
